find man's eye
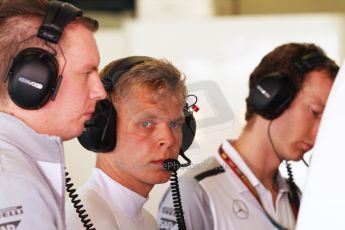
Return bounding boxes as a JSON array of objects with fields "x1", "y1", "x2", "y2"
[
  {"x1": 169, "y1": 122, "x2": 181, "y2": 129},
  {"x1": 141, "y1": 121, "x2": 152, "y2": 128},
  {"x1": 309, "y1": 107, "x2": 321, "y2": 118}
]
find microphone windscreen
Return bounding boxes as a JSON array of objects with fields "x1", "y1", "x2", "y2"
[{"x1": 163, "y1": 159, "x2": 181, "y2": 171}]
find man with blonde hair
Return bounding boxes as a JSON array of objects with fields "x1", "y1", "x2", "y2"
[{"x1": 66, "y1": 56, "x2": 191, "y2": 230}]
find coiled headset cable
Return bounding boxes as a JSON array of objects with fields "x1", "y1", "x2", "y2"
[
  {"x1": 267, "y1": 121, "x2": 300, "y2": 216},
  {"x1": 285, "y1": 161, "x2": 300, "y2": 212},
  {"x1": 163, "y1": 159, "x2": 187, "y2": 230},
  {"x1": 65, "y1": 168, "x2": 96, "y2": 230}
]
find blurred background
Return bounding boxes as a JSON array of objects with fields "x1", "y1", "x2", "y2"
[{"x1": 63, "y1": 0, "x2": 345, "y2": 218}]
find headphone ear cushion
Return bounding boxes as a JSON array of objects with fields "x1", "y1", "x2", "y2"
[
  {"x1": 77, "y1": 99, "x2": 117, "y2": 153},
  {"x1": 7, "y1": 48, "x2": 58, "y2": 109},
  {"x1": 250, "y1": 74, "x2": 296, "y2": 120},
  {"x1": 181, "y1": 109, "x2": 196, "y2": 152}
]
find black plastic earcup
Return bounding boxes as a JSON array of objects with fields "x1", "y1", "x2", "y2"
[
  {"x1": 181, "y1": 108, "x2": 196, "y2": 152},
  {"x1": 250, "y1": 73, "x2": 296, "y2": 120},
  {"x1": 7, "y1": 48, "x2": 58, "y2": 109},
  {"x1": 77, "y1": 100, "x2": 117, "y2": 153},
  {"x1": 5, "y1": 1, "x2": 83, "y2": 109}
]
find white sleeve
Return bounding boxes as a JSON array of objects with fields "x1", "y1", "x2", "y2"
[
  {"x1": 0, "y1": 175, "x2": 58, "y2": 230},
  {"x1": 157, "y1": 175, "x2": 213, "y2": 230}
]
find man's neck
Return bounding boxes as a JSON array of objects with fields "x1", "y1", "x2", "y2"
[
  {"x1": 232, "y1": 124, "x2": 282, "y2": 191},
  {"x1": 96, "y1": 155, "x2": 153, "y2": 198}
]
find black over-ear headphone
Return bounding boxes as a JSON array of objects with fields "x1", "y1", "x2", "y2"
[
  {"x1": 249, "y1": 73, "x2": 296, "y2": 120},
  {"x1": 4, "y1": 1, "x2": 82, "y2": 109},
  {"x1": 249, "y1": 52, "x2": 330, "y2": 120},
  {"x1": 78, "y1": 56, "x2": 197, "y2": 154}
]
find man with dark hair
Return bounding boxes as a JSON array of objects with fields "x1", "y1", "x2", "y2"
[
  {"x1": 0, "y1": 0, "x2": 106, "y2": 229},
  {"x1": 157, "y1": 43, "x2": 339, "y2": 230}
]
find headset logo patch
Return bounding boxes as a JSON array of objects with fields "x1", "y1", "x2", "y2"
[
  {"x1": 18, "y1": 76, "x2": 43, "y2": 89},
  {"x1": 0, "y1": 220, "x2": 21, "y2": 230},
  {"x1": 256, "y1": 85, "x2": 271, "y2": 98}
]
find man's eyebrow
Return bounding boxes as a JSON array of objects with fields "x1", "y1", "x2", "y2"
[
  {"x1": 134, "y1": 113, "x2": 185, "y2": 122},
  {"x1": 173, "y1": 116, "x2": 185, "y2": 122},
  {"x1": 135, "y1": 113, "x2": 158, "y2": 120},
  {"x1": 80, "y1": 63, "x2": 98, "y2": 72}
]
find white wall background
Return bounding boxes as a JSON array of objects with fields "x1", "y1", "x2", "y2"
[{"x1": 64, "y1": 13, "x2": 345, "y2": 219}]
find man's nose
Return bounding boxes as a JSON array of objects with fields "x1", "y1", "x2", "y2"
[
  {"x1": 311, "y1": 121, "x2": 321, "y2": 143},
  {"x1": 157, "y1": 125, "x2": 176, "y2": 148},
  {"x1": 91, "y1": 73, "x2": 107, "y2": 100}
]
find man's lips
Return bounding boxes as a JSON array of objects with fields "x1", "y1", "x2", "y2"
[
  {"x1": 151, "y1": 160, "x2": 165, "y2": 164},
  {"x1": 302, "y1": 141, "x2": 313, "y2": 152},
  {"x1": 84, "y1": 111, "x2": 94, "y2": 120}
]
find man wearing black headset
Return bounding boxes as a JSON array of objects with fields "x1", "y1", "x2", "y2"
[
  {"x1": 66, "y1": 57, "x2": 189, "y2": 229},
  {"x1": 158, "y1": 43, "x2": 339, "y2": 230},
  {"x1": 0, "y1": 0, "x2": 106, "y2": 229}
]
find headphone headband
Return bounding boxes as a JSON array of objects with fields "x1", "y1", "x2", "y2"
[
  {"x1": 102, "y1": 56, "x2": 154, "y2": 92},
  {"x1": 37, "y1": 0, "x2": 82, "y2": 43},
  {"x1": 294, "y1": 52, "x2": 329, "y2": 73}
]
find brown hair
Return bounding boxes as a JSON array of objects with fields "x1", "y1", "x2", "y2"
[
  {"x1": 245, "y1": 42, "x2": 339, "y2": 121},
  {"x1": 100, "y1": 57, "x2": 187, "y2": 106},
  {"x1": 0, "y1": 0, "x2": 98, "y2": 102}
]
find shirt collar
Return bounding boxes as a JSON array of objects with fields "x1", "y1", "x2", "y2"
[
  {"x1": 276, "y1": 170, "x2": 290, "y2": 193},
  {"x1": 215, "y1": 140, "x2": 289, "y2": 194},
  {"x1": 92, "y1": 168, "x2": 148, "y2": 219}
]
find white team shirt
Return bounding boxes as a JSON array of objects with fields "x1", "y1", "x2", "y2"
[
  {"x1": 66, "y1": 168, "x2": 158, "y2": 230},
  {"x1": 0, "y1": 112, "x2": 65, "y2": 230},
  {"x1": 158, "y1": 140, "x2": 297, "y2": 230}
]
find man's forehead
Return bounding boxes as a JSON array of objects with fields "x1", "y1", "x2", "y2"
[
  {"x1": 127, "y1": 87, "x2": 184, "y2": 105},
  {"x1": 300, "y1": 71, "x2": 333, "y2": 105},
  {"x1": 118, "y1": 96, "x2": 185, "y2": 120}
]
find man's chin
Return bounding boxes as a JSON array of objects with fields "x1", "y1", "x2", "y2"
[
  {"x1": 151, "y1": 171, "x2": 172, "y2": 184},
  {"x1": 60, "y1": 130, "x2": 80, "y2": 141},
  {"x1": 290, "y1": 152, "x2": 305, "y2": 162}
]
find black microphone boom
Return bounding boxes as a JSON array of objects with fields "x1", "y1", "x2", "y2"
[{"x1": 163, "y1": 159, "x2": 181, "y2": 171}]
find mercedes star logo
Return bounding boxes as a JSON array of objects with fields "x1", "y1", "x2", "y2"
[{"x1": 232, "y1": 199, "x2": 249, "y2": 219}]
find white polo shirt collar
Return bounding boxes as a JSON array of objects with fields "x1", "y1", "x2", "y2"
[
  {"x1": 92, "y1": 168, "x2": 148, "y2": 220},
  {"x1": 215, "y1": 140, "x2": 289, "y2": 195}
]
